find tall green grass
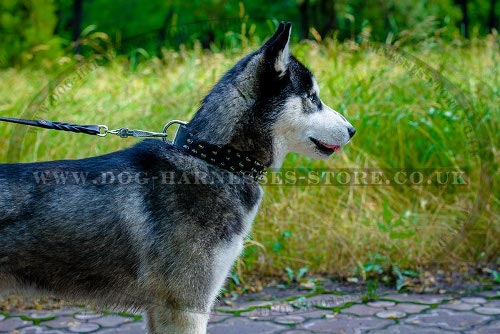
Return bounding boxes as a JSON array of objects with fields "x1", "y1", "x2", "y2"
[{"x1": 0, "y1": 37, "x2": 498, "y2": 278}]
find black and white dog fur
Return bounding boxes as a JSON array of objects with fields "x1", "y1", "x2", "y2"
[{"x1": 0, "y1": 23, "x2": 354, "y2": 333}]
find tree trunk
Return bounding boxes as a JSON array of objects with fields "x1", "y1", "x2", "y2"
[
  {"x1": 298, "y1": 0, "x2": 310, "y2": 39},
  {"x1": 158, "y1": 8, "x2": 174, "y2": 53},
  {"x1": 456, "y1": 0, "x2": 469, "y2": 38},
  {"x1": 488, "y1": 0, "x2": 497, "y2": 32},
  {"x1": 72, "y1": 0, "x2": 83, "y2": 54},
  {"x1": 319, "y1": 0, "x2": 336, "y2": 37}
]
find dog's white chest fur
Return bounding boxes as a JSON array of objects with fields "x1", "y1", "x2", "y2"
[{"x1": 209, "y1": 191, "x2": 262, "y2": 304}]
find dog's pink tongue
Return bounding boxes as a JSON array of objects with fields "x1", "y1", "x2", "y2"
[{"x1": 322, "y1": 142, "x2": 342, "y2": 152}]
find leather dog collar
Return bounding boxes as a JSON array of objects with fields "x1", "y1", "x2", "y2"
[{"x1": 172, "y1": 124, "x2": 267, "y2": 181}]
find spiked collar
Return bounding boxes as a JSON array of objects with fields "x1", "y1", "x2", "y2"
[{"x1": 172, "y1": 124, "x2": 267, "y2": 181}]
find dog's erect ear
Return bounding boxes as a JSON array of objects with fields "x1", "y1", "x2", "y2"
[
  {"x1": 262, "y1": 22, "x2": 292, "y2": 76},
  {"x1": 262, "y1": 22, "x2": 286, "y2": 48}
]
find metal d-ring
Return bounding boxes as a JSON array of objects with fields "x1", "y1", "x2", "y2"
[
  {"x1": 97, "y1": 125, "x2": 109, "y2": 137},
  {"x1": 162, "y1": 120, "x2": 188, "y2": 142}
]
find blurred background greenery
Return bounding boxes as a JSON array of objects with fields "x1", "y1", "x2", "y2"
[
  {"x1": 0, "y1": 1, "x2": 498, "y2": 289},
  {"x1": 0, "y1": 0, "x2": 498, "y2": 67}
]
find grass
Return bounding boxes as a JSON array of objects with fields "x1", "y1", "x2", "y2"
[{"x1": 0, "y1": 36, "x2": 498, "y2": 280}]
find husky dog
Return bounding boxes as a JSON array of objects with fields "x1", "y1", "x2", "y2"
[{"x1": 0, "y1": 23, "x2": 354, "y2": 333}]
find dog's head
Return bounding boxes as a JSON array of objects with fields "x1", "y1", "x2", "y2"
[{"x1": 189, "y1": 22, "x2": 355, "y2": 167}]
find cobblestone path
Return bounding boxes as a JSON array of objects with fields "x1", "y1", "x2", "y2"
[{"x1": 1, "y1": 290, "x2": 498, "y2": 333}]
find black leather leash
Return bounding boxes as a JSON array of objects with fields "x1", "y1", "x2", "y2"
[
  {"x1": 0, "y1": 116, "x2": 266, "y2": 181},
  {"x1": 0, "y1": 116, "x2": 104, "y2": 136},
  {"x1": 0, "y1": 116, "x2": 168, "y2": 138}
]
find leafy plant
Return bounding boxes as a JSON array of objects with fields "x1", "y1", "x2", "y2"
[
  {"x1": 284, "y1": 267, "x2": 309, "y2": 285},
  {"x1": 221, "y1": 271, "x2": 242, "y2": 295},
  {"x1": 358, "y1": 254, "x2": 420, "y2": 292},
  {"x1": 376, "y1": 203, "x2": 416, "y2": 240},
  {"x1": 272, "y1": 230, "x2": 292, "y2": 254},
  {"x1": 362, "y1": 278, "x2": 380, "y2": 303},
  {"x1": 484, "y1": 269, "x2": 500, "y2": 284},
  {"x1": 129, "y1": 48, "x2": 151, "y2": 71},
  {"x1": 392, "y1": 264, "x2": 420, "y2": 291},
  {"x1": 358, "y1": 253, "x2": 388, "y2": 279}
]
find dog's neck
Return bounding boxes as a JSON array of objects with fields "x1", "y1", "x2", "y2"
[
  {"x1": 187, "y1": 88, "x2": 279, "y2": 167},
  {"x1": 186, "y1": 116, "x2": 275, "y2": 168}
]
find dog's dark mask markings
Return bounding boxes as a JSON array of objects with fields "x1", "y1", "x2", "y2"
[{"x1": 0, "y1": 22, "x2": 354, "y2": 333}]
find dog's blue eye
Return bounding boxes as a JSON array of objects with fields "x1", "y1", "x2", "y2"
[{"x1": 308, "y1": 94, "x2": 315, "y2": 102}]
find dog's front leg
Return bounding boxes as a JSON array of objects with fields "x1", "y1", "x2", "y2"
[{"x1": 147, "y1": 306, "x2": 209, "y2": 334}]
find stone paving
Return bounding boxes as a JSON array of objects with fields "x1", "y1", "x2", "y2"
[{"x1": 0, "y1": 289, "x2": 498, "y2": 333}]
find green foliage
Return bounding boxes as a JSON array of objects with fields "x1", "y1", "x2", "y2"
[
  {"x1": 376, "y1": 203, "x2": 417, "y2": 240},
  {"x1": 285, "y1": 267, "x2": 295, "y2": 283},
  {"x1": 362, "y1": 278, "x2": 380, "y2": 302},
  {"x1": 229, "y1": 271, "x2": 241, "y2": 286},
  {"x1": 392, "y1": 264, "x2": 420, "y2": 291},
  {"x1": 284, "y1": 267, "x2": 309, "y2": 285},
  {"x1": 358, "y1": 253, "x2": 389, "y2": 278},
  {"x1": 296, "y1": 267, "x2": 309, "y2": 281},
  {"x1": 0, "y1": 0, "x2": 63, "y2": 67},
  {"x1": 358, "y1": 254, "x2": 421, "y2": 291},
  {"x1": 272, "y1": 230, "x2": 292, "y2": 254},
  {"x1": 484, "y1": 269, "x2": 500, "y2": 284},
  {"x1": 219, "y1": 271, "x2": 243, "y2": 295},
  {"x1": 129, "y1": 48, "x2": 151, "y2": 72},
  {"x1": 2, "y1": 0, "x2": 499, "y2": 66},
  {"x1": 74, "y1": 1, "x2": 296, "y2": 52}
]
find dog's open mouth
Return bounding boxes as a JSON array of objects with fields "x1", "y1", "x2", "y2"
[{"x1": 310, "y1": 137, "x2": 342, "y2": 155}]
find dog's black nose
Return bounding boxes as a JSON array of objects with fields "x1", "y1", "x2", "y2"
[{"x1": 348, "y1": 126, "x2": 356, "y2": 138}]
